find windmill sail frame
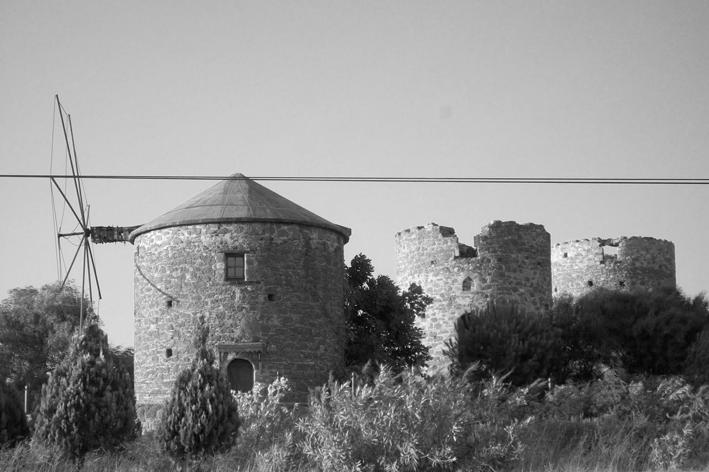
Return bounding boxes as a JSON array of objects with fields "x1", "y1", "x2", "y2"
[{"x1": 50, "y1": 94, "x2": 101, "y2": 331}]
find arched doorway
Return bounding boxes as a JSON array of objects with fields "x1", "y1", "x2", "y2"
[{"x1": 227, "y1": 358, "x2": 254, "y2": 393}]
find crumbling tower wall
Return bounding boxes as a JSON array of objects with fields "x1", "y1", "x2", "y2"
[
  {"x1": 551, "y1": 237, "x2": 676, "y2": 298},
  {"x1": 395, "y1": 220, "x2": 552, "y2": 369}
]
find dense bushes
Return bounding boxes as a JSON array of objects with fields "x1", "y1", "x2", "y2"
[
  {"x1": 447, "y1": 304, "x2": 570, "y2": 385},
  {"x1": 449, "y1": 288, "x2": 709, "y2": 386},
  {"x1": 32, "y1": 323, "x2": 137, "y2": 459},
  {"x1": 297, "y1": 367, "x2": 525, "y2": 471},
  {"x1": 0, "y1": 382, "x2": 28, "y2": 446},
  {"x1": 158, "y1": 318, "x2": 240, "y2": 460},
  {"x1": 575, "y1": 288, "x2": 709, "y2": 375}
]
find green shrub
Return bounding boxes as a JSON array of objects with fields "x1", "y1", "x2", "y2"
[
  {"x1": 450, "y1": 291, "x2": 709, "y2": 387},
  {"x1": 0, "y1": 382, "x2": 28, "y2": 446},
  {"x1": 232, "y1": 376, "x2": 296, "y2": 454},
  {"x1": 297, "y1": 367, "x2": 526, "y2": 471},
  {"x1": 158, "y1": 318, "x2": 239, "y2": 460},
  {"x1": 213, "y1": 376, "x2": 306, "y2": 470},
  {"x1": 448, "y1": 303, "x2": 572, "y2": 385},
  {"x1": 32, "y1": 323, "x2": 137, "y2": 459},
  {"x1": 575, "y1": 288, "x2": 709, "y2": 375}
]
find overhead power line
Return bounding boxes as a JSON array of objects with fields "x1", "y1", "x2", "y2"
[{"x1": 1, "y1": 174, "x2": 709, "y2": 185}]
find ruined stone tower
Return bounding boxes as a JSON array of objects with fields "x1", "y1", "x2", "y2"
[
  {"x1": 395, "y1": 221, "x2": 552, "y2": 369},
  {"x1": 551, "y1": 236, "x2": 676, "y2": 298},
  {"x1": 129, "y1": 174, "x2": 350, "y2": 426}
]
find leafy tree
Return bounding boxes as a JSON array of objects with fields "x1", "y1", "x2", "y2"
[
  {"x1": 345, "y1": 254, "x2": 431, "y2": 371},
  {"x1": 32, "y1": 323, "x2": 137, "y2": 459},
  {"x1": 0, "y1": 381, "x2": 28, "y2": 446},
  {"x1": 0, "y1": 282, "x2": 94, "y2": 410},
  {"x1": 158, "y1": 317, "x2": 240, "y2": 460}
]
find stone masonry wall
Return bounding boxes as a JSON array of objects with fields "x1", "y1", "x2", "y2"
[
  {"x1": 551, "y1": 237, "x2": 676, "y2": 298},
  {"x1": 395, "y1": 221, "x2": 552, "y2": 369},
  {"x1": 133, "y1": 222, "x2": 346, "y2": 425}
]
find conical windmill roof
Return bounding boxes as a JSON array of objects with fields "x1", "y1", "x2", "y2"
[{"x1": 129, "y1": 174, "x2": 350, "y2": 242}]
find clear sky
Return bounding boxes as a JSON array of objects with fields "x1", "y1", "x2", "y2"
[{"x1": 1, "y1": 1, "x2": 708, "y2": 348}]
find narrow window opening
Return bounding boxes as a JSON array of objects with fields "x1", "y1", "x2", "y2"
[
  {"x1": 166, "y1": 300, "x2": 173, "y2": 308},
  {"x1": 562, "y1": 252, "x2": 568, "y2": 258},
  {"x1": 165, "y1": 348, "x2": 173, "y2": 358},
  {"x1": 225, "y1": 253, "x2": 245, "y2": 281},
  {"x1": 462, "y1": 276, "x2": 473, "y2": 292},
  {"x1": 619, "y1": 280, "x2": 626, "y2": 287},
  {"x1": 587, "y1": 280, "x2": 594, "y2": 287}
]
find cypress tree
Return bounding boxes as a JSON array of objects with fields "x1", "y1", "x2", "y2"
[
  {"x1": 33, "y1": 323, "x2": 137, "y2": 458},
  {"x1": 158, "y1": 317, "x2": 240, "y2": 459}
]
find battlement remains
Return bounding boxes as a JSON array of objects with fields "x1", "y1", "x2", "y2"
[
  {"x1": 551, "y1": 236, "x2": 675, "y2": 297},
  {"x1": 396, "y1": 220, "x2": 552, "y2": 369}
]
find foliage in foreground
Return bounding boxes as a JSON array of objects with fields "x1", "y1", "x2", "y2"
[
  {"x1": 4, "y1": 369, "x2": 709, "y2": 471},
  {"x1": 298, "y1": 367, "x2": 524, "y2": 472},
  {"x1": 158, "y1": 317, "x2": 240, "y2": 460},
  {"x1": 32, "y1": 323, "x2": 137, "y2": 459}
]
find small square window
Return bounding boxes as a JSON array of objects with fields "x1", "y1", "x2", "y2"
[{"x1": 225, "y1": 253, "x2": 245, "y2": 281}]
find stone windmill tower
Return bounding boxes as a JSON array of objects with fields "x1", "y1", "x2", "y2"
[{"x1": 128, "y1": 174, "x2": 350, "y2": 426}]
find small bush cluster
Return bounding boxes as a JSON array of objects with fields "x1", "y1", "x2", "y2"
[{"x1": 232, "y1": 376, "x2": 295, "y2": 454}]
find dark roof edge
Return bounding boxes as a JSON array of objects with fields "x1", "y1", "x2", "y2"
[{"x1": 129, "y1": 217, "x2": 351, "y2": 243}]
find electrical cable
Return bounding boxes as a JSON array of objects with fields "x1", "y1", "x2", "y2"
[{"x1": 3, "y1": 174, "x2": 709, "y2": 184}]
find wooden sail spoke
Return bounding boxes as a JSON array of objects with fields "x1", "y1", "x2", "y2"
[
  {"x1": 50, "y1": 177, "x2": 86, "y2": 230},
  {"x1": 59, "y1": 234, "x2": 86, "y2": 291}
]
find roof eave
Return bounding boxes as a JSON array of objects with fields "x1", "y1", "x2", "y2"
[{"x1": 129, "y1": 218, "x2": 351, "y2": 243}]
